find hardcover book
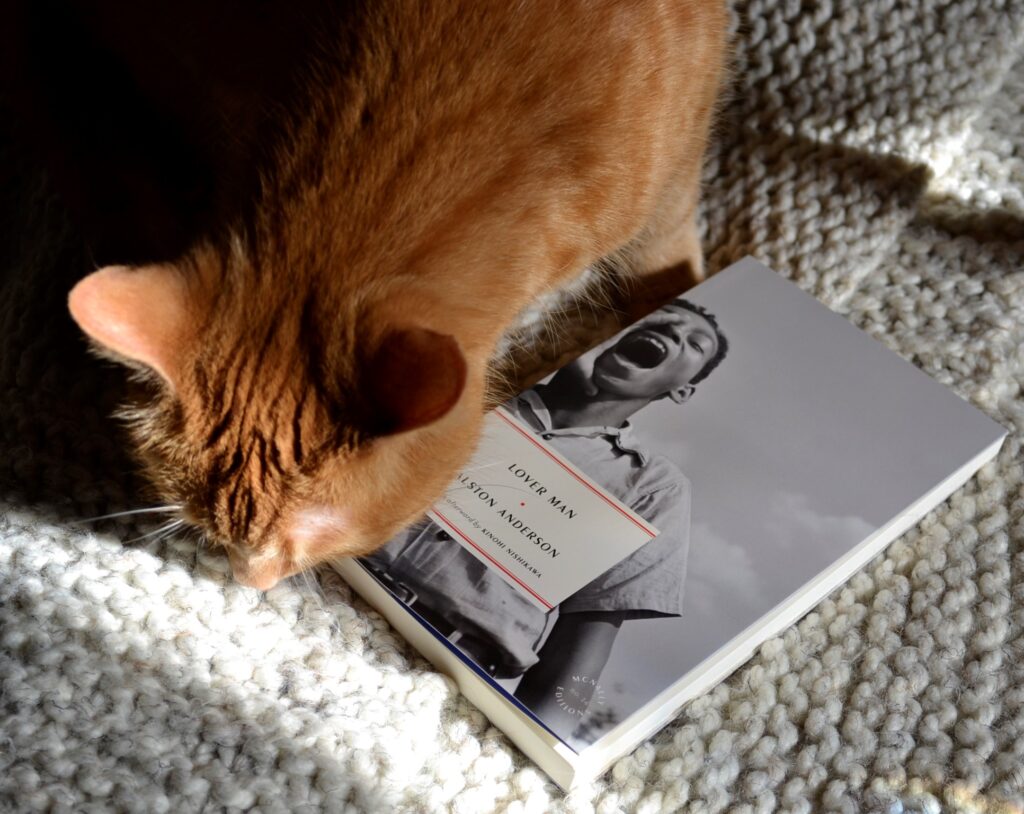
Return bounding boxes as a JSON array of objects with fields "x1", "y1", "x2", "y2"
[{"x1": 331, "y1": 257, "x2": 1006, "y2": 789}]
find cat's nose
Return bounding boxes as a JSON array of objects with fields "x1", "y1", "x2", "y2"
[{"x1": 227, "y1": 549, "x2": 283, "y2": 591}]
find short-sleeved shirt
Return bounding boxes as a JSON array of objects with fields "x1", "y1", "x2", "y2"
[{"x1": 364, "y1": 387, "x2": 691, "y2": 676}]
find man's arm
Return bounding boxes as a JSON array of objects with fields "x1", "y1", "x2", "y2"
[{"x1": 514, "y1": 611, "x2": 624, "y2": 737}]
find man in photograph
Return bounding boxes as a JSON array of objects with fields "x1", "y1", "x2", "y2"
[{"x1": 363, "y1": 299, "x2": 729, "y2": 739}]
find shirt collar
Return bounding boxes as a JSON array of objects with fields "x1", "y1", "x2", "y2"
[{"x1": 513, "y1": 389, "x2": 650, "y2": 466}]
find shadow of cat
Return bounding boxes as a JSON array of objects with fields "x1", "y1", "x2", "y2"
[{"x1": 0, "y1": 139, "x2": 150, "y2": 528}]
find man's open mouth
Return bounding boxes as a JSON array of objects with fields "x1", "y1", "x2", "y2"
[{"x1": 617, "y1": 331, "x2": 669, "y2": 368}]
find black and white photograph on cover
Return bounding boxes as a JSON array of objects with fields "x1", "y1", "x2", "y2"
[
  {"x1": 363, "y1": 259, "x2": 1004, "y2": 752},
  {"x1": 362, "y1": 297, "x2": 730, "y2": 742}
]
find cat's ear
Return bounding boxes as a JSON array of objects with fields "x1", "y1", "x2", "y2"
[
  {"x1": 367, "y1": 327, "x2": 467, "y2": 435},
  {"x1": 68, "y1": 265, "x2": 190, "y2": 386}
]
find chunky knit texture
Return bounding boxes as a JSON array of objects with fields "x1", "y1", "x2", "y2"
[{"x1": 3, "y1": 3, "x2": 1024, "y2": 812}]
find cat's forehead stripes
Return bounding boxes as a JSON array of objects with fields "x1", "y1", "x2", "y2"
[
  {"x1": 201, "y1": 427, "x2": 286, "y2": 545},
  {"x1": 179, "y1": 297, "x2": 368, "y2": 548},
  {"x1": 291, "y1": 387, "x2": 309, "y2": 467}
]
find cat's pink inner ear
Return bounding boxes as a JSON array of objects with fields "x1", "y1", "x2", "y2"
[
  {"x1": 369, "y1": 327, "x2": 467, "y2": 435},
  {"x1": 68, "y1": 265, "x2": 190, "y2": 385}
]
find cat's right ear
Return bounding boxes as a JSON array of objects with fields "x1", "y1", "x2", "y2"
[
  {"x1": 68, "y1": 265, "x2": 190, "y2": 387},
  {"x1": 367, "y1": 327, "x2": 467, "y2": 435}
]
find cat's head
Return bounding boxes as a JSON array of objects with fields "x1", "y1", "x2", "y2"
[{"x1": 69, "y1": 248, "x2": 483, "y2": 589}]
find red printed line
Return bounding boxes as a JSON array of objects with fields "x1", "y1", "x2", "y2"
[
  {"x1": 493, "y1": 408, "x2": 657, "y2": 537},
  {"x1": 432, "y1": 509, "x2": 554, "y2": 610}
]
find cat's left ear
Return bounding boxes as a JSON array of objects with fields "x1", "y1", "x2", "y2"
[
  {"x1": 367, "y1": 327, "x2": 467, "y2": 435},
  {"x1": 68, "y1": 265, "x2": 191, "y2": 387}
]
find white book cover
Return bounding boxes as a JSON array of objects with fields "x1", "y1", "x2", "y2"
[{"x1": 332, "y1": 257, "x2": 1006, "y2": 787}]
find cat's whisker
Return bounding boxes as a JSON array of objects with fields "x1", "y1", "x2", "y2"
[
  {"x1": 295, "y1": 564, "x2": 328, "y2": 617},
  {"x1": 314, "y1": 574, "x2": 330, "y2": 612},
  {"x1": 159, "y1": 521, "x2": 188, "y2": 541},
  {"x1": 445, "y1": 460, "x2": 504, "y2": 477},
  {"x1": 72, "y1": 504, "x2": 184, "y2": 526},
  {"x1": 146, "y1": 520, "x2": 187, "y2": 544},
  {"x1": 185, "y1": 529, "x2": 206, "y2": 571},
  {"x1": 306, "y1": 569, "x2": 327, "y2": 607},
  {"x1": 122, "y1": 519, "x2": 186, "y2": 545}
]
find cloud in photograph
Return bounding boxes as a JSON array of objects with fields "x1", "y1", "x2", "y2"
[
  {"x1": 685, "y1": 521, "x2": 764, "y2": 617},
  {"x1": 764, "y1": 491, "x2": 875, "y2": 554}
]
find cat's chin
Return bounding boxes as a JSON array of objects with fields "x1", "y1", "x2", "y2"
[
  {"x1": 226, "y1": 505, "x2": 372, "y2": 589},
  {"x1": 287, "y1": 505, "x2": 350, "y2": 549}
]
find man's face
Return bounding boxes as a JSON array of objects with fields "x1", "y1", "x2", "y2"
[{"x1": 590, "y1": 305, "x2": 719, "y2": 401}]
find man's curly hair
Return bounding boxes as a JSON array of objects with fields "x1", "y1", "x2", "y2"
[{"x1": 669, "y1": 299, "x2": 729, "y2": 386}]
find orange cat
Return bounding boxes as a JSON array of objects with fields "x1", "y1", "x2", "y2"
[{"x1": 62, "y1": 1, "x2": 729, "y2": 589}]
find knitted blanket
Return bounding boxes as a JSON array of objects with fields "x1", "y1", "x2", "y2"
[{"x1": 3, "y1": 3, "x2": 1024, "y2": 811}]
